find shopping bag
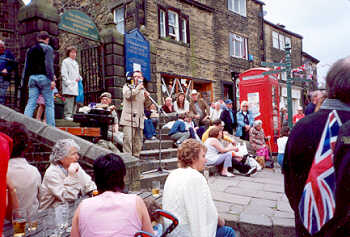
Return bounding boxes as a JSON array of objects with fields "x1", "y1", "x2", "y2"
[{"x1": 76, "y1": 80, "x2": 84, "y2": 103}]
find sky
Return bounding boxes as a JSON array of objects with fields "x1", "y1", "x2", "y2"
[
  {"x1": 23, "y1": 0, "x2": 350, "y2": 87},
  {"x1": 262, "y1": 0, "x2": 350, "y2": 87}
]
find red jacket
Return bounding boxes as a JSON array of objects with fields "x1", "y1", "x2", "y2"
[{"x1": 0, "y1": 132, "x2": 12, "y2": 236}]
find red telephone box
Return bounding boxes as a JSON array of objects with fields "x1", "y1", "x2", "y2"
[{"x1": 239, "y1": 68, "x2": 280, "y2": 152}]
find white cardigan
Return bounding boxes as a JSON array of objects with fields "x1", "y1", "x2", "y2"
[
  {"x1": 61, "y1": 57, "x2": 82, "y2": 96},
  {"x1": 162, "y1": 167, "x2": 218, "y2": 237}
]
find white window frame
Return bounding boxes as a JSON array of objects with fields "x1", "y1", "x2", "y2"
[
  {"x1": 228, "y1": 0, "x2": 247, "y2": 17},
  {"x1": 114, "y1": 7, "x2": 125, "y2": 35},
  {"x1": 229, "y1": 33, "x2": 248, "y2": 59},
  {"x1": 279, "y1": 34, "x2": 285, "y2": 50},
  {"x1": 285, "y1": 37, "x2": 291, "y2": 49},
  {"x1": 159, "y1": 9, "x2": 166, "y2": 38},
  {"x1": 182, "y1": 18, "x2": 187, "y2": 44},
  {"x1": 168, "y1": 10, "x2": 179, "y2": 41},
  {"x1": 272, "y1": 31, "x2": 279, "y2": 49}
]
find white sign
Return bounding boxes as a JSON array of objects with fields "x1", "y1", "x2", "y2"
[
  {"x1": 247, "y1": 92, "x2": 261, "y2": 118},
  {"x1": 292, "y1": 89, "x2": 301, "y2": 99},
  {"x1": 133, "y1": 63, "x2": 141, "y2": 72}
]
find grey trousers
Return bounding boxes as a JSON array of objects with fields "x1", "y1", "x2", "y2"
[
  {"x1": 170, "y1": 131, "x2": 190, "y2": 144},
  {"x1": 207, "y1": 151, "x2": 232, "y2": 168},
  {"x1": 64, "y1": 95, "x2": 75, "y2": 118},
  {"x1": 123, "y1": 126, "x2": 143, "y2": 158}
]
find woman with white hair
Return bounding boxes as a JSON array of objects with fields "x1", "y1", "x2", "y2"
[
  {"x1": 236, "y1": 101, "x2": 254, "y2": 140},
  {"x1": 249, "y1": 120, "x2": 270, "y2": 161},
  {"x1": 39, "y1": 139, "x2": 96, "y2": 210}
]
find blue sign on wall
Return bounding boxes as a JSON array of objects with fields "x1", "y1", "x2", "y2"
[{"x1": 125, "y1": 29, "x2": 151, "y2": 82}]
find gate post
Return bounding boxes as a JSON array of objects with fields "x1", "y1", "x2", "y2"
[
  {"x1": 99, "y1": 13, "x2": 125, "y2": 107},
  {"x1": 18, "y1": 0, "x2": 60, "y2": 109}
]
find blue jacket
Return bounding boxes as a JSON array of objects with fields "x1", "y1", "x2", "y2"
[
  {"x1": 235, "y1": 110, "x2": 254, "y2": 137},
  {"x1": 168, "y1": 120, "x2": 186, "y2": 136},
  {"x1": 0, "y1": 49, "x2": 15, "y2": 73}
]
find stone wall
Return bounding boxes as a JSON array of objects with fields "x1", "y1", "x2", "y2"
[
  {"x1": 0, "y1": 104, "x2": 141, "y2": 190},
  {"x1": 209, "y1": 0, "x2": 264, "y2": 100},
  {"x1": 0, "y1": 0, "x2": 23, "y2": 59}
]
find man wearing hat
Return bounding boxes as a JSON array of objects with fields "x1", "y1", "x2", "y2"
[
  {"x1": 220, "y1": 99, "x2": 236, "y2": 135},
  {"x1": 292, "y1": 106, "x2": 305, "y2": 124},
  {"x1": 189, "y1": 89, "x2": 210, "y2": 126}
]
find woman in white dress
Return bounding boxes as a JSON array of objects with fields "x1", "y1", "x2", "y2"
[
  {"x1": 209, "y1": 102, "x2": 222, "y2": 122},
  {"x1": 162, "y1": 139, "x2": 236, "y2": 237}
]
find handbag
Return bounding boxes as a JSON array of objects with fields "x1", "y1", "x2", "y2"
[{"x1": 76, "y1": 80, "x2": 84, "y2": 103}]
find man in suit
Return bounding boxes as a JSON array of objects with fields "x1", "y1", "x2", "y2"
[
  {"x1": 283, "y1": 56, "x2": 350, "y2": 236},
  {"x1": 220, "y1": 99, "x2": 236, "y2": 135},
  {"x1": 120, "y1": 71, "x2": 149, "y2": 158}
]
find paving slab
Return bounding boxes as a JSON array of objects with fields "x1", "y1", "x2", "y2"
[{"x1": 209, "y1": 168, "x2": 295, "y2": 236}]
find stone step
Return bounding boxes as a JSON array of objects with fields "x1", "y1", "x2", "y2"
[
  {"x1": 139, "y1": 169, "x2": 173, "y2": 189},
  {"x1": 139, "y1": 157, "x2": 178, "y2": 172},
  {"x1": 142, "y1": 139, "x2": 174, "y2": 150},
  {"x1": 139, "y1": 148, "x2": 178, "y2": 160}
]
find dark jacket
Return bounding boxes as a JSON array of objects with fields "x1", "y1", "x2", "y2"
[
  {"x1": 23, "y1": 42, "x2": 54, "y2": 81},
  {"x1": 283, "y1": 100, "x2": 350, "y2": 237},
  {"x1": 220, "y1": 108, "x2": 236, "y2": 135},
  {"x1": 161, "y1": 104, "x2": 174, "y2": 113},
  {"x1": 304, "y1": 102, "x2": 316, "y2": 115}
]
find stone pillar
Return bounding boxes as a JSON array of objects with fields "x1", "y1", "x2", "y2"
[
  {"x1": 100, "y1": 13, "x2": 125, "y2": 107},
  {"x1": 18, "y1": 0, "x2": 60, "y2": 109}
]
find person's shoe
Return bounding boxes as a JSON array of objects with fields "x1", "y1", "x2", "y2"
[
  {"x1": 246, "y1": 167, "x2": 257, "y2": 177},
  {"x1": 151, "y1": 136, "x2": 157, "y2": 140},
  {"x1": 221, "y1": 172, "x2": 235, "y2": 177},
  {"x1": 64, "y1": 117, "x2": 73, "y2": 121},
  {"x1": 175, "y1": 141, "x2": 181, "y2": 147}
]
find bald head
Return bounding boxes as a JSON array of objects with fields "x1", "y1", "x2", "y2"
[{"x1": 326, "y1": 56, "x2": 350, "y2": 104}]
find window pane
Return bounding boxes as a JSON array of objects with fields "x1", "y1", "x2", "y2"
[
  {"x1": 168, "y1": 10, "x2": 179, "y2": 41},
  {"x1": 114, "y1": 7, "x2": 125, "y2": 34},
  {"x1": 240, "y1": 0, "x2": 246, "y2": 16},
  {"x1": 234, "y1": 0, "x2": 239, "y2": 13},
  {"x1": 160, "y1": 10, "x2": 166, "y2": 37},
  {"x1": 182, "y1": 19, "x2": 187, "y2": 43},
  {"x1": 168, "y1": 11, "x2": 175, "y2": 25},
  {"x1": 272, "y1": 31, "x2": 279, "y2": 48},
  {"x1": 228, "y1": 0, "x2": 233, "y2": 11},
  {"x1": 285, "y1": 37, "x2": 291, "y2": 48},
  {"x1": 279, "y1": 35, "x2": 285, "y2": 50}
]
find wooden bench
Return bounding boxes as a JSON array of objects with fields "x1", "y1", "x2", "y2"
[{"x1": 58, "y1": 127, "x2": 101, "y2": 137}]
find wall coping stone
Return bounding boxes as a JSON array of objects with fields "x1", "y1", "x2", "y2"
[
  {"x1": 0, "y1": 105, "x2": 138, "y2": 168},
  {"x1": 18, "y1": 0, "x2": 60, "y2": 23}
]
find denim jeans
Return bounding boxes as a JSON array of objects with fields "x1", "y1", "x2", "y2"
[
  {"x1": 0, "y1": 75, "x2": 10, "y2": 104},
  {"x1": 216, "y1": 226, "x2": 235, "y2": 237},
  {"x1": 24, "y1": 74, "x2": 55, "y2": 126},
  {"x1": 277, "y1": 153, "x2": 284, "y2": 168}
]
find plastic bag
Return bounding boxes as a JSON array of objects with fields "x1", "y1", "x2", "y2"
[{"x1": 76, "y1": 80, "x2": 84, "y2": 103}]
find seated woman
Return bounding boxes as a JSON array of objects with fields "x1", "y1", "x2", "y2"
[
  {"x1": 39, "y1": 139, "x2": 96, "y2": 210},
  {"x1": 204, "y1": 127, "x2": 236, "y2": 177},
  {"x1": 249, "y1": 120, "x2": 270, "y2": 161},
  {"x1": 71, "y1": 153, "x2": 154, "y2": 237},
  {"x1": 162, "y1": 139, "x2": 236, "y2": 237},
  {"x1": 2, "y1": 122, "x2": 41, "y2": 215},
  {"x1": 173, "y1": 92, "x2": 189, "y2": 115}
]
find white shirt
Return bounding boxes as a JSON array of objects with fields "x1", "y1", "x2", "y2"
[
  {"x1": 210, "y1": 109, "x2": 222, "y2": 122},
  {"x1": 61, "y1": 57, "x2": 82, "y2": 96},
  {"x1": 7, "y1": 158, "x2": 41, "y2": 212},
  {"x1": 174, "y1": 100, "x2": 189, "y2": 114},
  {"x1": 162, "y1": 167, "x2": 218, "y2": 237},
  {"x1": 277, "y1": 136, "x2": 288, "y2": 154}
]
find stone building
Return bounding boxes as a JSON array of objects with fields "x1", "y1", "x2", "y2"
[
  {"x1": 263, "y1": 19, "x2": 306, "y2": 113},
  {"x1": 0, "y1": 0, "x2": 23, "y2": 59},
  {"x1": 302, "y1": 51, "x2": 319, "y2": 91}
]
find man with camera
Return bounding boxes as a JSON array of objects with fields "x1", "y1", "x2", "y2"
[{"x1": 120, "y1": 71, "x2": 149, "y2": 158}]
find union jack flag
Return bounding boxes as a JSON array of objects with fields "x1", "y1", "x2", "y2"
[{"x1": 298, "y1": 110, "x2": 342, "y2": 235}]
